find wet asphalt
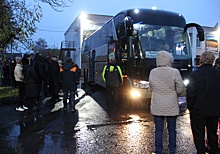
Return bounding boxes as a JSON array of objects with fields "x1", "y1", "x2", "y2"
[{"x1": 0, "y1": 85, "x2": 199, "y2": 154}]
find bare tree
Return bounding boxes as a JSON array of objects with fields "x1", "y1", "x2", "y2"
[
  {"x1": 33, "y1": 38, "x2": 48, "y2": 52},
  {"x1": 39, "y1": 0, "x2": 74, "y2": 11},
  {"x1": 0, "y1": 0, "x2": 42, "y2": 52}
]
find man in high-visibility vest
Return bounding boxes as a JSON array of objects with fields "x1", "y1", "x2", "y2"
[
  {"x1": 102, "y1": 52, "x2": 123, "y2": 110},
  {"x1": 60, "y1": 57, "x2": 79, "y2": 112}
]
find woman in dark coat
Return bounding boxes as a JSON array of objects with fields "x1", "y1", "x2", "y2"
[{"x1": 22, "y1": 58, "x2": 39, "y2": 112}]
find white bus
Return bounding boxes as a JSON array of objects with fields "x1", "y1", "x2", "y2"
[{"x1": 81, "y1": 8, "x2": 204, "y2": 102}]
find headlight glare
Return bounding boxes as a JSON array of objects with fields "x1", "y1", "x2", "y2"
[
  {"x1": 130, "y1": 89, "x2": 141, "y2": 97},
  {"x1": 183, "y1": 79, "x2": 189, "y2": 86}
]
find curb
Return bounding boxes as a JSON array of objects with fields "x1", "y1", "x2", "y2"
[{"x1": 0, "y1": 98, "x2": 17, "y2": 105}]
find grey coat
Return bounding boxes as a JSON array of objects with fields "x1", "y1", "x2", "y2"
[{"x1": 149, "y1": 51, "x2": 185, "y2": 116}]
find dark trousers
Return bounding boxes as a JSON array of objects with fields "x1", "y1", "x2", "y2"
[
  {"x1": 16, "y1": 81, "x2": 25, "y2": 107},
  {"x1": 50, "y1": 81, "x2": 60, "y2": 100},
  {"x1": 190, "y1": 112, "x2": 219, "y2": 154},
  {"x1": 27, "y1": 97, "x2": 36, "y2": 110},
  {"x1": 63, "y1": 91, "x2": 76, "y2": 109},
  {"x1": 106, "y1": 85, "x2": 119, "y2": 108},
  {"x1": 36, "y1": 80, "x2": 42, "y2": 102},
  {"x1": 43, "y1": 81, "x2": 49, "y2": 96}
]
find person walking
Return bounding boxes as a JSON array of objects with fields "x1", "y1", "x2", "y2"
[
  {"x1": 60, "y1": 57, "x2": 79, "y2": 112},
  {"x1": 14, "y1": 57, "x2": 27, "y2": 112},
  {"x1": 102, "y1": 52, "x2": 123, "y2": 110},
  {"x1": 187, "y1": 51, "x2": 220, "y2": 154},
  {"x1": 49, "y1": 55, "x2": 61, "y2": 102},
  {"x1": 149, "y1": 51, "x2": 185, "y2": 154}
]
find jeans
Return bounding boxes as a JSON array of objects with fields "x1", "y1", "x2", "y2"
[{"x1": 154, "y1": 115, "x2": 177, "y2": 154}]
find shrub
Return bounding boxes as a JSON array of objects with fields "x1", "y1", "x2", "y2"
[{"x1": 0, "y1": 87, "x2": 18, "y2": 99}]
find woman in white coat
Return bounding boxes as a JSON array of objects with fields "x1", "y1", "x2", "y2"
[
  {"x1": 149, "y1": 51, "x2": 185, "y2": 154},
  {"x1": 14, "y1": 57, "x2": 28, "y2": 111}
]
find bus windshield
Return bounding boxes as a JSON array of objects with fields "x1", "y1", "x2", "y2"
[{"x1": 132, "y1": 23, "x2": 191, "y2": 60}]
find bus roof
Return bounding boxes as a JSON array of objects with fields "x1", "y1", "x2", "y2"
[{"x1": 116, "y1": 8, "x2": 186, "y2": 28}]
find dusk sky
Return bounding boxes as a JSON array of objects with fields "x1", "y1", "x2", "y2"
[{"x1": 28, "y1": 0, "x2": 220, "y2": 48}]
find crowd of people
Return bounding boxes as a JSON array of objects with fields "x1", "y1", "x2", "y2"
[{"x1": 12, "y1": 52, "x2": 80, "y2": 113}]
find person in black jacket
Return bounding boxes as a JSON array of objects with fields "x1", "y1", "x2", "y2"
[
  {"x1": 60, "y1": 57, "x2": 79, "y2": 112},
  {"x1": 49, "y1": 55, "x2": 61, "y2": 102},
  {"x1": 22, "y1": 57, "x2": 40, "y2": 112},
  {"x1": 33, "y1": 53, "x2": 47, "y2": 103},
  {"x1": 186, "y1": 51, "x2": 220, "y2": 154}
]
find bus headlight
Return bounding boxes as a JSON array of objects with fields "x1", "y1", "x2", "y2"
[
  {"x1": 130, "y1": 89, "x2": 141, "y2": 97},
  {"x1": 133, "y1": 80, "x2": 149, "y2": 89},
  {"x1": 183, "y1": 79, "x2": 189, "y2": 86}
]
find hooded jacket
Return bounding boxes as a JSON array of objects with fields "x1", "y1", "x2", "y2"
[
  {"x1": 149, "y1": 51, "x2": 185, "y2": 116},
  {"x1": 60, "y1": 63, "x2": 79, "y2": 91}
]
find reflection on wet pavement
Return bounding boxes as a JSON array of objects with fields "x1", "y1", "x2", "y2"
[{"x1": 0, "y1": 88, "x2": 197, "y2": 153}]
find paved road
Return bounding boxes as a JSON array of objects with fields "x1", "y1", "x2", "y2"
[{"x1": 0, "y1": 86, "x2": 198, "y2": 154}]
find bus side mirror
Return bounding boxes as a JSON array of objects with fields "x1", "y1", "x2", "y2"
[
  {"x1": 183, "y1": 23, "x2": 204, "y2": 41},
  {"x1": 124, "y1": 16, "x2": 133, "y2": 36}
]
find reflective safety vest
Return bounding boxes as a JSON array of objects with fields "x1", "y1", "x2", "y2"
[{"x1": 102, "y1": 64, "x2": 123, "y2": 87}]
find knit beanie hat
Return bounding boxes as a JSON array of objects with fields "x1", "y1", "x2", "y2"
[{"x1": 200, "y1": 51, "x2": 215, "y2": 64}]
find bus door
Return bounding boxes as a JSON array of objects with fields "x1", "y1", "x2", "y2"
[
  {"x1": 118, "y1": 37, "x2": 129, "y2": 76},
  {"x1": 89, "y1": 50, "x2": 95, "y2": 83}
]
